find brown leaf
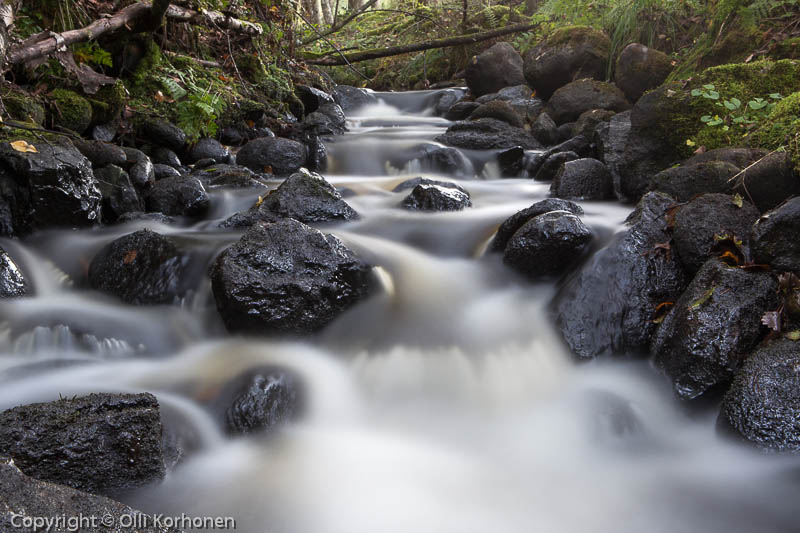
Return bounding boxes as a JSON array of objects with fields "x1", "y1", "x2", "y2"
[
  {"x1": 761, "y1": 310, "x2": 782, "y2": 332},
  {"x1": 154, "y1": 90, "x2": 167, "y2": 103},
  {"x1": 123, "y1": 250, "x2": 138, "y2": 264}
]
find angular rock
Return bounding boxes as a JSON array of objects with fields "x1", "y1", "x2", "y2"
[
  {"x1": 497, "y1": 146, "x2": 525, "y2": 177},
  {"x1": 648, "y1": 161, "x2": 738, "y2": 202},
  {"x1": 145, "y1": 176, "x2": 209, "y2": 217},
  {"x1": 0, "y1": 140, "x2": 101, "y2": 236},
  {"x1": 543, "y1": 134, "x2": 593, "y2": 159},
  {"x1": 751, "y1": 196, "x2": 800, "y2": 276},
  {"x1": 332, "y1": 85, "x2": 378, "y2": 112},
  {"x1": 138, "y1": 118, "x2": 186, "y2": 153},
  {"x1": 0, "y1": 246, "x2": 27, "y2": 298},
  {"x1": 95, "y1": 164, "x2": 143, "y2": 222},
  {"x1": 466, "y1": 42, "x2": 526, "y2": 97},
  {"x1": 572, "y1": 108, "x2": 615, "y2": 139},
  {"x1": 551, "y1": 158, "x2": 613, "y2": 200},
  {"x1": 719, "y1": 338, "x2": 800, "y2": 452},
  {"x1": 121, "y1": 147, "x2": 155, "y2": 190},
  {"x1": 0, "y1": 458, "x2": 178, "y2": 533},
  {"x1": 503, "y1": 211, "x2": 593, "y2": 278},
  {"x1": 306, "y1": 134, "x2": 328, "y2": 173},
  {"x1": 673, "y1": 193, "x2": 760, "y2": 274},
  {"x1": 651, "y1": 259, "x2": 778, "y2": 400},
  {"x1": 553, "y1": 192, "x2": 687, "y2": 359},
  {"x1": 532, "y1": 111, "x2": 559, "y2": 146},
  {"x1": 236, "y1": 136, "x2": 308, "y2": 175},
  {"x1": 392, "y1": 177, "x2": 467, "y2": 194},
  {"x1": 523, "y1": 26, "x2": 610, "y2": 99},
  {"x1": 211, "y1": 219, "x2": 374, "y2": 335},
  {"x1": 295, "y1": 85, "x2": 335, "y2": 115},
  {"x1": 534, "y1": 151, "x2": 579, "y2": 182},
  {"x1": 490, "y1": 198, "x2": 584, "y2": 253},
  {"x1": 186, "y1": 137, "x2": 230, "y2": 164},
  {"x1": 444, "y1": 101, "x2": 481, "y2": 121},
  {"x1": 435, "y1": 118, "x2": 542, "y2": 150},
  {"x1": 73, "y1": 139, "x2": 127, "y2": 168},
  {"x1": 88, "y1": 229, "x2": 190, "y2": 305},
  {"x1": 594, "y1": 110, "x2": 631, "y2": 198},
  {"x1": 545, "y1": 79, "x2": 630, "y2": 125},
  {"x1": 432, "y1": 89, "x2": 464, "y2": 116},
  {"x1": 401, "y1": 183, "x2": 472, "y2": 211},
  {"x1": 614, "y1": 43, "x2": 672, "y2": 102},
  {"x1": 0, "y1": 393, "x2": 165, "y2": 495},
  {"x1": 469, "y1": 100, "x2": 524, "y2": 128}
]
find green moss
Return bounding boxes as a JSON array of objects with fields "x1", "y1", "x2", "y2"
[
  {"x1": 3, "y1": 93, "x2": 46, "y2": 125},
  {"x1": 699, "y1": 27, "x2": 759, "y2": 69},
  {"x1": 770, "y1": 37, "x2": 800, "y2": 60},
  {"x1": 751, "y1": 91, "x2": 800, "y2": 171},
  {"x1": 48, "y1": 89, "x2": 92, "y2": 134},
  {"x1": 547, "y1": 25, "x2": 610, "y2": 51}
]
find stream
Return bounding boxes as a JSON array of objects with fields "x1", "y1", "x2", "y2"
[{"x1": 1, "y1": 89, "x2": 799, "y2": 533}]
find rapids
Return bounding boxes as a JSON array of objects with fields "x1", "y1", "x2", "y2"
[{"x1": 1, "y1": 89, "x2": 798, "y2": 533}]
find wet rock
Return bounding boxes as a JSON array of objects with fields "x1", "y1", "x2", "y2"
[
  {"x1": 95, "y1": 164, "x2": 143, "y2": 222},
  {"x1": 211, "y1": 219, "x2": 374, "y2": 335},
  {"x1": 401, "y1": 184, "x2": 472, "y2": 211},
  {"x1": 236, "y1": 136, "x2": 308, "y2": 176},
  {"x1": 0, "y1": 393, "x2": 165, "y2": 495},
  {"x1": 503, "y1": 211, "x2": 593, "y2": 279},
  {"x1": 186, "y1": 137, "x2": 230, "y2": 164},
  {"x1": 534, "y1": 151, "x2": 579, "y2": 182},
  {"x1": 151, "y1": 147, "x2": 182, "y2": 168},
  {"x1": 490, "y1": 198, "x2": 584, "y2": 253},
  {"x1": 392, "y1": 177, "x2": 467, "y2": 194},
  {"x1": 648, "y1": 161, "x2": 738, "y2": 202},
  {"x1": 73, "y1": 139, "x2": 127, "y2": 168},
  {"x1": 302, "y1": 105, "x2": 346, "y2": 136},
  {"x1": 332, "y1": 85, "x2": 378, "y2": 112},
  {"x1": 432, "y1": 89, "x2": 464, "y2": 116},
  {"x1": 466, "y1": 42, "x2": 526, "y2": 97},
  {"x1": 469, "y1": 100, "x2": 524, "y2": 128},
  {"x1": 532, "y1": 112, "x2": 559, "y2": 146},
  {"x1": 572, "y1": 109, "x2": 616, "y2": 139},
  {"x1": 614, "y1": 43, "x2": 672, "y2": 102},
  {"x1": 117, "y1": 212, "x2": 174, "y2": 224},
  {"x1": 121, "y1": 147, "x2": 155, "y2": 190},
  {"x1": 153, "y1": 163, "x2": 182, "y2": 180},
  {"x1": 593, "y1": 110, "x2": 631, "y2": 198},
  {"x1": 192, "y1": 164, "x2": 267, "y2": 189},
  {"x1": 553, "y1": 192, "x2": 687, "y2": 359},
  {"x1": 651, "y1": 259, "x2": 778, "y2": 400},
  {"x1": 295, "y1": 85, "x2": 335, "y2": 115},
  {"x1": 719, "y1": 338, "x2": 800, "y2": 452},
  {"x1": 137, "y1": 118, "x2": 186, "y2": 153},
  {"x1": 145, "y1": 176, "x2": 209, "y2": 217},
  {"x1": 0, "y1": 140, "x2": 101, "y2": 236},
  {"x1": 734, "y1": 151, "x2": 800, "y2": 213},
  {"x1": 684, "y1": 147, "x2": 767, "y2": 169},
  {"x1": 497, "y1": 146, "x2": 525, "y2": 177},
  {"x1": 545, "y1": 79, "x2": 630, "y2": 125},
  {"x1": 435, "y1": 118, "x2": 542, "y2": 150},
  {"x1": 523, "y1": 26, "x2": 610, "y2": 100},
  {"x1": 551, "y1": 158, "x2": 613, "y2": 200},
  {"x1": 193, "y1": 158, "x2": 216, "y2": 170},
  {"x1": 88, "y1": 229, "x2": 190, "y2": 305},
  {"x1": 216, "y1": 367, "x2": 304, "y2": 435},
  {"x1": 556, "y1": 123, "x2": 575, "y2": 143},
  {"x1": 306, "y1": 135, "x2": 328, "y2": 173},
  {"x1": 444, "y1": 101, "x2": 480, "y2": 121},
  {"x1": 673, "y1": 193, "x2": 760, "y2": 274},
  {"x1": 0, "y1": 458, "x2": 178, "y2": 533},
  {"x1": 543, "y1": 134, "x2": 593, "y2": 159},
  {"x1": 751, "y1": 197, "x2": 800, "y2": 276},
  {"x1": 407, "y1": 145, "x2": 474, "y2": 178},
  {"x1": 49, "y1": 89, "x2": 92, "y2": 134},
  {"x1": 0, "y1": 246, "x2": 27, "y2": 298}
]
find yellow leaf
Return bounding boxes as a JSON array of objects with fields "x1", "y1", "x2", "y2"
[
  {"x1": 10, "y1": 140, "x2": 37, "y2": 153},
  {"x1": 732, "y1": 193, "x2": 743, "y2": 208},
  {"x1": 686, "y1": 139, "x2": 696, "y2": 147}
]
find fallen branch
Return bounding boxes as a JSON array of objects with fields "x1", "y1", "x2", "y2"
[
  {"x1": 304, "y1": 22, "x2": 540, "y2": 65},
  {"x1": 163, "y1": 50, "x2": 221, "y2": 68},
  {"x1": 301, "y1": 0, "x2": 378, "y2": 46},
  {"x1": 165, "y1": 5, "x2": 263, "y2": 35}
]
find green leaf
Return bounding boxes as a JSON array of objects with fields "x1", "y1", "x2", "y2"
[
  {"x1": 769, "y1": 93, "x2": 782, "y2": 100},
  {"x1": 702, "y1": 84, "x2": 716, "y2": 90},
  {"x1": 786, "y1": 330, "x2": 800, "y2": 341},
  {"x1": 700, "y1": 115, "x2": 713, "y2": 123},
  {"x1": 691, "y1": 89, "x2": 703, "y2": 97},
  {"x1": 688, "y1": 285, "x2": 716, "y2": 310},
  {"x1": 706, "y1": 91, "x2": 720, "y2": 100},
  {"x1": 729, "y1": 97, "x2": 741, "y2": 108}
]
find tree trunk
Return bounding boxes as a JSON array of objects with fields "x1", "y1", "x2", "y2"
[
  {"x1": 0, "y1": 0, "x2": 17, "y2": 70},
  {"x1": 321, "y1": 0, "x2": 335, "y2": 25}
]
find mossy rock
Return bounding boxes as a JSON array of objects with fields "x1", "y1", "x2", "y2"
[
  {"x1": 614, "y1": 43, "x2": 673, "y2": 102},
  {"x1": 751, "y1": 91, "x2": 800, "y2": 172},
  {"x1": 48, "y1": 89, "x2": 93, "y2": 134},
  {"x1": 769, "y1": 37, "x2": 800, "y2": 60},
  {"x1": 3, "y1": 93, "x2": 45, "y2": 126},
  {"x1": 699, "y1": 27, "x2": 759, "y2": 69}
]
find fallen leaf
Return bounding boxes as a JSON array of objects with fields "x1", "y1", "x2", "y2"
[
  {"x1": 123, "y1": 250, "x2": 138, "y2": 264},
  {"x1": 719, "y1": 250, "x2": 740, "y2": 265},
  {"x1": 785, "y1": 330, "x2": 800, "y2": 341},
  {"x1": 154, "y1": 90, "x2": 167, "y2": 103},
  {"x1": 732, "y1": 193, "x2": 744, "y2": 208},
  {"x1": 761, "y1": 310, "x2": 781, "y2": 332},
  {"x1": 688, "y1": 285, "x2": 716, "y2": 310},
  {"x1": 9, "y1": 140, "x2": 38, "y2": 153}
]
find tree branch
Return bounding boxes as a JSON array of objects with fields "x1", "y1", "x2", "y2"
[
  {"x1": 301, "y1": 0, "x2": 378, "y2": 46},
  {"x1": 165, "y1": 4, "x2": 263, "y2": 35},
  {"x1": 304, "y1": 22, "x2": 540, "y2": 65}
]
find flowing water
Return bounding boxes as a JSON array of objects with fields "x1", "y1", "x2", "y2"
[{"x1": 1, "y1": 90, "x2": 799, "y2": 532}]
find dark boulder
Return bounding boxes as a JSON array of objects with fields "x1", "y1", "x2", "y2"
[
  {"x1": 192, "y1": 164, "x2": 267, "y2": 190},
  {"x1": 306, "y1": 135, "x2": 328, "y2": 173},
  {"x1": 551, "y1": 158, "x2": 613, "y2": 200},
  {"x1": 210, "y1": 219, "x2": 374, "y2": 335},
  {"x1": 295, "y1": 85, "x2": 335, "y2": 115},
  {"x1": 719, "y1": 338, "x2": 800, "y2": 452},
  {"x1": 734, "y1": 151, "x2": 800, "y2": 213},
  {"x1": 648, "y1": 161, "x2": 739, "y2": 202},
  {"x1": 557, "y1": 123, "x2": 575, "y2": 143},
  {"x1": 73, "y1": 139, "x2": 127, "y2": 168},
  {"x1": 236, "y1": 136, "x2": 308, "y2": 175},
  {"x1": 137, "y1": 118, "x2": 186, "y2": 153},
  {"x1": 503, "y1": 211, "x2": 593, "y2": 279},
  {"x1": 572, "y1": 108, "x2": 616, "y2": 139},
  {"x1": 490, "y1": 198, "x2": 584, "y2": 253},
  {"x1": 531, "y1": 112, "x2": 559, "y2": 146},
  {"x1": 332, "y1": 85, "x2": 378, "y2": 112},
  {"x1": 672, "y1": 193, "x2": 760, "y2": 274},
  {"x1": 0, "y1": 393, "x2": 165, "y2": 496},
  {"x1": 497, "y1": 146, "x2": 526, "y2": 177},
  {"x1": 401, "y1": 183, "x2": 472, "y2": 211},
  {"x1": 151, "y1": 146, "x2": 182, "y2": 168},
  {"x1": 553, "y1": 192, "x2": 687, "y2": 359},
  {"x1": 406, "y1": 145, "x2": 474, "y2": 178},
  {"x1": 465, "y1": 42, "x2": 527, "y2": 97},
  {"x1": 121, "y1": 147, "x2": 155, "y2": 190},
  {"x1": 186, "y1": 137, "x2": 230, "y2": 164},
  {"x1": 534, "y1": 151, "x2": 579, "y2": 182},
  {"x1": 444, "y1": 101, "x2": 481, "y2": 121},
  {"x1": 594, "y1": 110, "x2": 631, "y2": 198},
  {"x1": 0, "y1": 246, "x2": 27, "y2": 298},
  {"x1": 0, "y1": 140, "x2": 101, "y2": 236},
  {"x1": 392, "y1": 177, "x2": 467, "y2": 194},
  {"x1": 88, "y1": 229, "x2": 191, "y2": 305},
  {"x1": 751, "y1": 196, "x2": 800, "y2": 276},
  {"x1": 302, "y1": 103, "x2": 347, "y2": 136},
  {"x1": 523, "y1": 26, "x2": 610, "y2": 100},
  {"x1": 469, "y1": 100, "x2": 524, "y2": 128},
  {"x1": 435, "y1": 118, "x2": 542, "y2": 150},
  {"x1": 145, "y1": 176, "x2": 209, "y2": 217},
  {"x1": 544, "y1": 79, "x2": 630, "y2": 125},
  {"x1": 432, "y1": 89, "x2": 464, "y2": 116},
  {"x1": 95, "y1": 164, "x2": 143, "y2": 222},
  {"x1": 614, "y1": 43, "x2": 672, "y2": 102},
  {"x1": 216, "y1": 367, "x2": 304, "y2": 435},
  {"x1": 684, "y1": 147, "x2": 767, "y2": 169},
  {"x1": 651, "y1": 259, "x2": 778, "y2": 400},
  {"x1": 543, "y1": 134, "x2": 593, "y2": 159},
  {"x1": 153, "y1": 163, "x2": 182, "y2": 180},
  {"x1": 0, "y1": 458, "x2": 179, "y2": 533}
]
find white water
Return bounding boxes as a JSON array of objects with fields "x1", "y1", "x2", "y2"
[{"x1": 1, "y1": 91, "x2": 799, "y2": 532}]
